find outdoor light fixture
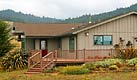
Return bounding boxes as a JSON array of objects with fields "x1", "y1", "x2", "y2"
[
  {"x1": 85, "y1": 32, "x2": 89, "y2": 36},
  {"x1": 71, "y1": 27, "x2": 75, "y2": 30}
]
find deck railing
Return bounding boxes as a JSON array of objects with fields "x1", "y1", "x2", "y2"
[
  {"x1": 57, "y1": 49, "x2": 114, "y2": 59},
  {"x1": 28, "y1": 49, "x2": 114, "y2": 71}
]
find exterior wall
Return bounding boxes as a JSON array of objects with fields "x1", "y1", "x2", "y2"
[
  {"x1": 76, "y1": 14, "x2": 137, "y2": 58},
  {"x1": 134, "y1": 38, "x2": 137, "y2": 48},
  {"x1": 35, "y1": 39, "x2": 40, "y2": 49},
  {"x1": 61, "y1": 36, "x2": 76, "y2": 50},
  {"x1": 59, "y1": 36, "x2": 77, "y2": 59},
  {"x1": 26, "y1": 38, "x2": 35, "y2": 50},
  {"x1": 47, "y1": 38, "x2": 58, "y2": 52},
  {"x1": 77, "y1": 14, "x2": 137, "y2": 50},
  {"x1": 29, "y1": 38, "x2": 58, "y2": 52},
  {"x1": 61, "y1": 37, "x2": 69, "y2": 50}
]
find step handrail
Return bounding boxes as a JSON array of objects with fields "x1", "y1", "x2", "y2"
[
  {"x1": 28, "y1": 51, "x2": 41, "y2": 70},
  {"x1": 40, "y1": 50, "x2": 57, "y2": 71}
]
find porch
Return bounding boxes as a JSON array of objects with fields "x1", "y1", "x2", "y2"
[{"x1": 26, "y1": 49, "x2": 114, "y2": 73}]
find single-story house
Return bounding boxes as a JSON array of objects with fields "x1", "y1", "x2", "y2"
[{"x1": 12, "y1": 11, "x2": 137, "y2": 59}]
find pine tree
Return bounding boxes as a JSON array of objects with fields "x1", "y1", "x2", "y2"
[{"x1": 0, "y1": 21, "x2": 13, "y2": 57}]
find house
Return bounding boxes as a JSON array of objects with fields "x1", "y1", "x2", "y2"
[
  {"x1": 13, "y1": 11, "x2": 137, "y2": 60},
  {"x1": 10, "y1": 11, "x2": 137, "y2": 73}
]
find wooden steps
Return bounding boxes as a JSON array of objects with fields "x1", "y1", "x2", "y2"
[{"x1": 26, "y1": 50, "x2": 57, "y2": 74}]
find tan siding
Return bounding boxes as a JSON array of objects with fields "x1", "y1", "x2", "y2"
[
  {"x1": 26, "y1": 38, "x2": 34, "y2": 50},
  {"x1": 134, "y1": 39, "x2": 137, "y2": 48},
  {"x1": 61, "y1": 37, "x2": 69, "y2": 50},
  {"x1": 47, "y1": 39, "x2": 58, "y2": 52},
  {"x1": 59, "y1": 37, "x2": 77, "y2": 59},
  {"x1": 77, "y1": 14, "x2": 137, "y2": 50},
  {"x1": 61, "y1": 36, "x2": 76, "y2": 50},
  {"x1": 35, "y1": 39, "x2": 40, "y2": 49}
]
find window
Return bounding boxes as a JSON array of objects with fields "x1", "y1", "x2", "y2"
[
  {"x1": 69, "y1": 37, "x2": 75, "y2": 50},
  {"x1": 94, "y1": 35, "x2": 112, "y2": 45},
  {"x1": 94, "y1": 35, "x2": 103, "y2": 45}
]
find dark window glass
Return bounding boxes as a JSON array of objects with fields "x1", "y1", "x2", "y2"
[
  {"x1": 94, "y1": 35, "x2": 112, "y2": 45},
  {"x1": 104, "y1": 36, "x2": 112, "y2": 45},
  {"x1": 94, "y1": 36, "x2": 103, "y2": 45},
  {"x1": 69, "y1": 37, "x2": 75, "y2": 50}
]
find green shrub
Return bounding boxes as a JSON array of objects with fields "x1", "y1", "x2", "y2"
[
  {"x1": 127, "y1": 58, "x2": 137, "y2": 67},
  {"x1": 0, "y1": 21, "x2": 14, "y2": 57},
  {"x1": 94, "y1": 59, "x2": 123, "y2": 68},
  {"x1": 57, "y1": 66, "x2": 89, "y2": 75},
  {"x1": 109, "y1": 65, "x2": 119, "y2": 70},
  {"x1": 82, "y1": 62, "x2": 96, "y2": 70},
  {"x1": 1, "y1": 49, "x2": 27, "y2": 71}
]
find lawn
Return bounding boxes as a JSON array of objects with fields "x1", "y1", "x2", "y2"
[{"x1": 1, "y1": 69, "x2": 137, "y2": 80}]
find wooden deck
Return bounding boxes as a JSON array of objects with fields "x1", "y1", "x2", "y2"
[
  {"x1": 27, "y1": 50, "x2": 107, "y2": 73},
  {"x1": 44, "y1": 58, "x2": 103, "y2": 64}
]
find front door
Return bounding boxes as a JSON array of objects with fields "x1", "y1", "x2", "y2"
[
  {"x1": 134, "y1": 38, "x2": 137, "y2": 48},
  {"x1": 40, "y1": 40, "x2": 48, "y2": 57}
]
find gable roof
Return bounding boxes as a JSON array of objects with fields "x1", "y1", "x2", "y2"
[
  {"x1": 72, "y1": 11, "x2": 137, "y2": 34},
  {"x1": 14, "y1": 22, "x2": 81, "y2": 37}
]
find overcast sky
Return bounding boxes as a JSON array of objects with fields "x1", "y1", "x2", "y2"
[{"x1": 0, "y1": 0, "x2": 137, "y2": 19}]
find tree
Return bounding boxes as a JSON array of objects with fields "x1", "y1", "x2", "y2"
[{"x1": 0, "y1": 21, "x2": 13, "y2": 57}]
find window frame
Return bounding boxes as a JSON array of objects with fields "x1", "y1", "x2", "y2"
[{"x1": 93, "y1": 35, "x2": 112, "y2": 45}]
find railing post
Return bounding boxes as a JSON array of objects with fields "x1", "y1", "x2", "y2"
[
  {"x1": 28, "y1": 58, "x2": 30, "y2": 70},
  {"x1": 84, "y1": 48, "x2": 86, "y2": 61},
  {"x1": 51, "y1": 51, "x2": 54, "y2": 63},
  {"x1": 55, "y1": 50, "x2": 58, "y2": 61},
  {"x1": 40, "y1": 50, "x2": 42, "y2": 72},
  {"x1": 40, "y1": 58, "x2": 42, "y2": 72}
]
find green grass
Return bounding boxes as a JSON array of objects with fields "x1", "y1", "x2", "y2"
[{"x1": 1, "y1": 69, "x2": 137, "y2": 80}]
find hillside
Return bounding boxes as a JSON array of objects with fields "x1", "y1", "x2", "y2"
[
  {"x1": 62, "y1": 3, "x2": 137, "y2": 23},
  {"x1": 0, "y1": 9, "x2": 62, "y2": 23},
  {"x1": 0, "y1": 3, "x2": 137, "y2": 23}
]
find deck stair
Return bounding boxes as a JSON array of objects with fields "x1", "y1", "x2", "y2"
[{"x1": 25, "y1": 50, "x2": 57, "y2": 74}]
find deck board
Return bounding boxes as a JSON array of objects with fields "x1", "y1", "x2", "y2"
[{"x1": 44, "y1": 58, "x2": 103, "y2": 64}]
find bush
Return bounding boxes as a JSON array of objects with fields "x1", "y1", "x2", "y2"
[
  {"x1": 127, "y1": 58, "x2": 137, "y2": 67},
  {"x1": 0, "y1": 21, "x2": 13, "y2": 57},
  {"x1": 109, "y1": 65, "x2": 119, "y2": 70},
  {"x1": 114, "y1": 38, "x2": 137, "y2": 59},
  {"x1": 1, "y1": 49, "x2": 27, "y2": 71},
  {"x1": 94, "y1": 59, "x2": 123, "y2": 68},
  {"x1": 57, "y1": 66, "x2": 89, "y2": 75},
  {"x1": 114, "y1": 48, "x2": 137, "y2": 59},
  {"x1": 82, "y1": 62, "x2": 96, "y2": 70}
]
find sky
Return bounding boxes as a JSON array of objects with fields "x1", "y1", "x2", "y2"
[{"x1": 0, "y1": 0, "x2": 137, "y2": 19}]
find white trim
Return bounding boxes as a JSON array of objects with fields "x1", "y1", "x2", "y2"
[{"x1": 73, "y1": 12, "x2": 137, "y2": 34}]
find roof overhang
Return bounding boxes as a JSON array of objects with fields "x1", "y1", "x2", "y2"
[
  {"x1": 12, "y1": 31, "x2": 24, "y2": 35},
  {"x1": 72, "y1": 11, "x2": 137, "y2": 34}
]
